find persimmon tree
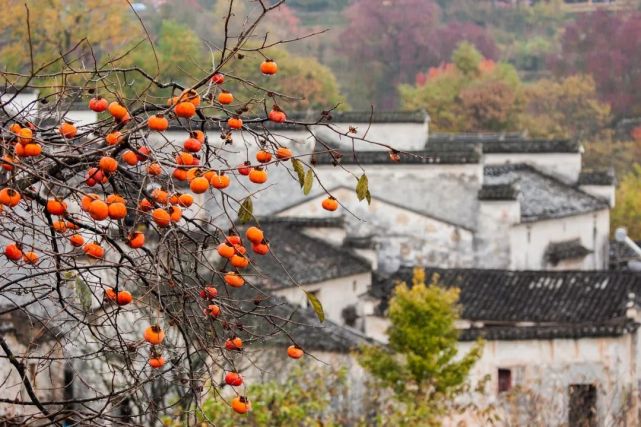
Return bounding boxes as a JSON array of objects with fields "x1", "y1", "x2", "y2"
[{"x1": 0, "y1": 1, "x2": 402, "y2": 425}]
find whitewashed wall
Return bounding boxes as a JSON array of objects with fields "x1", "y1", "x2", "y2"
[
  {"x1": 483, "y1": 152, "x2": 582, "y2": 184},
  {"x1": 272, "y1": 272, "x2": 371, "y2": 326},
  {"x1": 509, "y1": 209, "x2": 610, "y2": 270},
  {"x1": 456, "y1": 332, "x2": 638, "y2": 426},
  {"x1": 312, "y1": 121, "x2": 429, "y2": 151},
  {"x1": 475, "y1": 200, "x2": 521, "y2": 269},
  {"x1": 277, "y1": 188, "x2": 476, "y2": 273},
  {"x1": 0, "y1": 333, "x2": 65, "y2": 420},
  {"x1": 580, "y1": 184, "x2": 616, "y2": 208}
]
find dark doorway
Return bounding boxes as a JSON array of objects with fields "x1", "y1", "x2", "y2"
[{"x1": 569, "y1": 384, "x2": 597, "y2": 427}]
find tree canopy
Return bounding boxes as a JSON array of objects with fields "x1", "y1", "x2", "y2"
[{"x1": 358, "y1": 267, "x2": 482, "y2": 425}]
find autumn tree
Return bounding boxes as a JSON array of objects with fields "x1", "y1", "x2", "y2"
[
  {"x1": 214, "y1": 46, "x2": 347, "y2": 111},
  {"x1": 358, "y1": 267, "x2": 482, "y2": 425},
  {"x1": 550, "y1": 11, "x2": 641, "y2": 118},
  {"x1": 520, "y1": 74, "x2": 611, "y2": 139},
  {"x1": 339, "y1": 0, "x2": 441, "y2": 109},
  {"x1": 0, "y1": 0, "x2": 140, "y2": 72},
  {"x1": 0, "y1": 1, "x2": 393, "y2": 425},
  {"x1": 611, "y1": 164, "x2": 641, "y2": 240},
  {"x1": 400, "y1": 42, "x2": 522, "y2": 132}
]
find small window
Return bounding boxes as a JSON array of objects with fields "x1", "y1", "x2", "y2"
[
  {"x1": 352, "y1": 280, "x2": 357, "y2": 293},
  {"x1": 498, "y1": 368, "x2": 512, "y2": 393}
]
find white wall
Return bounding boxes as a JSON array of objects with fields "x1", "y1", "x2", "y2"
[
  {"x1": 475, "y1": 200, "x2": 521, "y2": 268},
  {"x1": 278, "y1": 188, "x2": 476, "y2": 273},
  {"x1": 0, "y1": 91, "x2": 39, "y2": 119},
  {"x1": 272, "y1": 272, "x2": 371, "y2": 326},
  {"x1": 0, "y1": 332, "x2": 65, "y2": 420},
  {"x1": 457, "y1": 332, "x2": 638, "y2": 426},
  {"x1": 509, "y1": 209, "x2": 610, "y2": 270},
  {"x1": 363, "y1": 313, "x2": 640, "y2": 425},
  {"x1": 483, "y1": 152, "x2": 582, "y2": 184},
  {"x1": 313, "y1": 121, "x2": 428, "y2": 152},
  {"x1": 580, "y1": 184, "x2": 616, "y2": 208}
]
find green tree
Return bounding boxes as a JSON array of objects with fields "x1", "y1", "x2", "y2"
[
  {"x1": 214, "y1": 46, "x2": 347, "y2": 112},
  {"x1": 520, "y1": 75, "x2": 611, "y2": 139},
  {"x1": 126, "y1": 20, "x2": 203, "y2": 95},
  {"x1": 358, "y1": 267, "x2": 482, "y2": 426},
  {"x1": 611, "y1": 164, "x2": 641, "y2": 240},
  {"x1": 166, "y1": 363, "x2": 353, "y2": 426}
]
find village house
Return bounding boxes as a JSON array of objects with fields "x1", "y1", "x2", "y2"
[{"x1": 367, "y1": 266, "x2": 641, "y2": 426}]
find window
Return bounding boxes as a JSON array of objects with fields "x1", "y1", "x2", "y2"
[
  {"x1": 498, "y1": 368, "x2": 512, "y2": 393},
  {"x1": 352, "y1": 280, "x2": 357, "y2": 293},
  {"x1": 569, "y1": 384, "x2": 597, "y2": 427}
]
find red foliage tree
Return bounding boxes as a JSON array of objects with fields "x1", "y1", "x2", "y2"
[
  {"x1": 431, "y1": 21, "x2": 499, "y2": 66},
  {"x1": 550, "y1": 11, "x2": 641, "y2": 118},
  {"x1": 340, "y1": 0, "x2": 441, "y2": 108}
]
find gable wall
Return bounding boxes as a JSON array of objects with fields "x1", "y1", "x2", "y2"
[
  {"x1": 277, "y1": 188, "x2": 476, "y2": 273},
  {"x1": 509, "y1": 209, "x2": 610, "y2": 270}
]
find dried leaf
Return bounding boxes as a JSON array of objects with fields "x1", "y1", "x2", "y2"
[
  {"x1": 356, "y1": 174, "x2": 369, "y2": 202},
  {"x1": 238, "y1": 197, "x2": 253, "y2": 224},
  {"x1": 305, "y1": 291, "x2": 325, "y2": 323},
  {"x1": 76, "y1": 277, "x2": 92, "y2": 312},
  {"x1": 291, "y1": 158, "x2": 305, "y2": 187},
  {"x1": 303, "y1": 169, "x2": 314, "y2": 195}
]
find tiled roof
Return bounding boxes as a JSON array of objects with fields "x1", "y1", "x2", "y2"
[
  {"x1": 478, "y1": 183, "x2": 520, "y2": 201},
  {"x1": 371, "y1": 268, "x2": 641, "y2": 341},
  {"x1": 544, "y1": 239, "x2": 592, "y2": 265},
  {"x1": 427, "y1": 135, "x2": 580, "y2": 154},
  {"x1": 484, "y1": 164, "x2": 609, "y2": 221},
  {"x1": 165, "y1": 110, "x2": 428, "y2": 132},
  {"x1": 609, "y1": 240, "x2": 641, "y2": 270},
  {"x1": 482, "y1": 139, "x2": 580, "y2": 154},
  {"x1": 312, "y1": 148, "x2": 480, "y2": 165},
  {"x1": 214, "y1": 279, "x2": 373, "y2": 352},
  {"x1": 578, "y1": 170, "x2": 616, "y2": 186},
  {"x1": 245, "y1": 219, "x2": 371, "y2": 290}
]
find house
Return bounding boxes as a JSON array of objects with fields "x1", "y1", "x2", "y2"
[
  {"x1": 255, "y1": 130, "x2": 614, "y2": 273},
  {"x1": 0, "y1": 308, "x2": 69, "y2": 424},
  {"x1": 243, "y1": 217, "x2": 372, "y2": 327},
  {"x1": 366, "y1": 266, "x2": 641, "y2": 426}
]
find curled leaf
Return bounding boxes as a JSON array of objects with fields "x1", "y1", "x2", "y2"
[
  {"x1": 356, "y1": 174, "x2": 369, "y2": 202},
  {"x1": 305, "y1": 291, "x2": 325, "y2": 323},
  {"x1": 303, "y1": 169, "x2": 314, "y2": 195},
  {"x1": 76, "y1": 277, "x2": 92, "y2": 312},
  {"x1": 292, "y1": 158, "x2": 305, "y2": 187},
  {"x1": 238, "y1": 197, "x2": 253, "y2": 224}
]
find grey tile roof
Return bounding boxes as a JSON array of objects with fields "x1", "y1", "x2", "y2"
[
  {"x1": 312, "y1": 149, "x2": 480, "y2": 165},
  {"x1": 544, "y1": 238, "x2": 592, "y2": 265},
  {"x1": 245, "y1": 219, "x2": 372, "y2": 290},
  {"x1": 165, "y1": 110, "x2": 429, "y2": 132},
  {"x1": 214, "y1": 279, "x2": 373, "y2": 352},
  {"x1": 578, "y1": 170, "x2": 616, "y2": 186},
  {"x1": 427, "y1": 135, "x2": 580, "y2": 154},
  {"x1": 478, "y1": 183, "x2": 520, "y2": 201},
  {"x1": 372, "y1": 267, "x2": 641, "y2": 341},
  {"x1": 484, "y1": 164, "x2": 609, "y2": 222}
]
